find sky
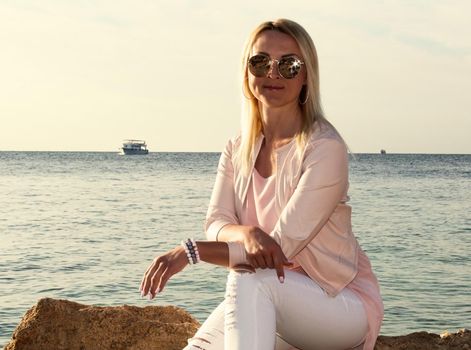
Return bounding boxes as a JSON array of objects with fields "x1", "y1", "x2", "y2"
[{"x1": 1, "y1": 0, "x2": 470, "y2": 153}]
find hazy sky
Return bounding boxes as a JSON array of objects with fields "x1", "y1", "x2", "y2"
[{"x1": 1, "y1": 0, "x2": 470, "y2": 153}]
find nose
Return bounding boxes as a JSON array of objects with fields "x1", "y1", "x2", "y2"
[{"x1": 267, "y1": 59, "x2": 280, "y2": 79}]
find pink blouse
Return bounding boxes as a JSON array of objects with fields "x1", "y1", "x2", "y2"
[
  {"x1": 212, "y1": 127, "x2": 384, "y2": 349},
  {"x1": 240, "y1": 167, "x2": 306, "y2": 275},
  {"x1": 236, "y1": 164, "x2": 382, "y2": 350}
]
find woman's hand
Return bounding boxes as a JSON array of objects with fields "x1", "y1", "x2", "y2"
[
  {"x1": 243, "y1": 226, "x2": 293, "y2": 281},
  {"x1": 139, "y1": 245, "x2": 188, "y2": 300}
]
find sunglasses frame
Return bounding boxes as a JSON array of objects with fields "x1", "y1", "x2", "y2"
[{"x1": 248, "y1": 53, "x2": 305, "y2": 79}]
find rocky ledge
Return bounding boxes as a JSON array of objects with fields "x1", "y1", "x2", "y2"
[
  {"x1": 3, "y1": 298, "x2": 470, "y2": 350},
  {"x1": 4, "y1": 298, "x2": 199, "y2": 350}
]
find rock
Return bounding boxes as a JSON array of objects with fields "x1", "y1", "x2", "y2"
[
  {"x1": 4, "y1": 298, "x2": 470, "y2": 350},
  {"x1": 375, "y1": 328, "x2": 471, "y2": 350},
  {"x1": 4, "y1": 297, "x2": 200, "y2": 350}
]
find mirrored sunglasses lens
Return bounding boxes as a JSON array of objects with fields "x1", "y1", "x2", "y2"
[
  {"x1": 279, "y1": 56, "x2": 302, "y2": 79},
  {"x1": 249, "y1": 55, "x2": 270, "y2": 77}
]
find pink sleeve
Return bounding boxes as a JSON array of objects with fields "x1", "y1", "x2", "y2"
[
  {"x1": 205, "y1": 138, "x2": 239, "y2": 241},
  {"x1": 270, "y1": 138, "x2": 349, "y2": 258},
  {"x1": 227, "y1": 241, "x2": 249, "y2": 267}
]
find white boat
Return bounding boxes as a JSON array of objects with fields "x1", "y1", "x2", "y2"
[{"x1": 121, "y1": 140, "x2": 149, "y2": 155}]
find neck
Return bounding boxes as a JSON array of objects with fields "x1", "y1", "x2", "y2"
[{"x1": 258, "y1": 101, "x2": 302, "y2": 145}]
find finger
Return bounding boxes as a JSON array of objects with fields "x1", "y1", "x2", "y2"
[
  {"x1": 255, "y1": 254, "x2": 267, "y2": 269},
  {"x1": 273, "y1": 255, "x2": 285, "y2": 283},
  {"x1": 283, "y1": 261, "x2": 294, "y2": 266},
  {"x1": 149, "y1": 262, "x2": 166, "y2": 298},
  {"x1": 139, "y1": 275, "x2": 144, "y2": 292},
  {"x1": 143, "y1": 258, "x2": 162, "y2": 296},
  {"x1": 246, "y1": 254, "x2": 256, "y2": 268},
  {"x1": 141, "y1": 259, "x2": 160, "y2": 295},
  {"x1": 265, "y1": 252, "x2": 275, "y2": 269},
  {"x1": 157, "y1": 266, "x2": 172, "y2": 294},
  {"x1": 140, "y1": 266, "x2": 152, "y2": 291},
  {"x1": 280, "y1": 248, "x2": 294, "y2": 266},
  {"x1": 140, "y1": 264, "x2": 152, "y2": 291}
]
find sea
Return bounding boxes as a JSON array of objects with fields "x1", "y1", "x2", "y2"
[{"x1": 0, "y1": 151, "x2": 470, "y2": 347}]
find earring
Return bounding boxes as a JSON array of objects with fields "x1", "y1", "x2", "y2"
[{"x1": 299, "y1": 86, "x2": 309, "y2": 105}]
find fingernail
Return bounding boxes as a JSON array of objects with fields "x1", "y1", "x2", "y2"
[
  {"x1": 147, "y1": 293, "x2": 153, "y2": 300},
  {"x1": 141, "y1": 291, "x2": 145, "y2": 298},
  {"x1": 279, "y1": 276, "x2": 284, "y2": 283},
  {"x1": 156, "y1": 287, "x2": 161, "y2": 294}
]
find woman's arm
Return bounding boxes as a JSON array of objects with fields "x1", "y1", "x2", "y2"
[
  {"x1": 206, "y1": 148, "x2": 300, "y2": 270},
  {"x1": 139, "y1": 239, "x2": 291, "y2": 300},
  {"x1": 139, "y1": 241, "x2": 230, "y2": 300},
  {"x1": 205, "y1": 138, "x2": 292, "y2": 273},
  {"x1": 205, "y1": 138, "x2": 239, "y2": 241},
  {"x1": 218, "y1": 224, "x2": 292, "y2": 272},
  {"x1": 270, "y1": 138, "x2": 349, "y2": 259}
]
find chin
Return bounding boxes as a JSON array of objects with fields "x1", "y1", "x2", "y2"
[{"x1": 259, "y1": 96, "x2": 297, "y2": 109}]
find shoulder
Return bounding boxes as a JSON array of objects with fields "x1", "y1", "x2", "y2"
[
  {"x1": 307, "y1": 122, "x2": 346, "y2": 150},
  {"x1": 223, "y1": 133, "x2": 242, "y2": 149},
  {"x1": 303, "y1": 122, "x2": 348, "y2": 165},
  {"x1": 219, "y1": 133, "x2": 242, "y2": 156}
]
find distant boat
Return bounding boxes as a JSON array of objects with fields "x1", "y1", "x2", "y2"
[
  {"x1": 121, "y1": 140, "x2": 149, "y2": 155},
  {"x1": 380, "y1": 149, "x2": 386, "y2": 155}
]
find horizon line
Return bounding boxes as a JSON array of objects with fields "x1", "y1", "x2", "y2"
[{"x1": 0, "y1": 150, "x2": 470, "y2": 155}]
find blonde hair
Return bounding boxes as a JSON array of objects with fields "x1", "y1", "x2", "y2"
[{"x1": 238, "y1": 19, "x2": 338, "y2": 173}]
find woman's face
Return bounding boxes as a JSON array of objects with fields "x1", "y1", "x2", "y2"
[{"x1": 248, "y1": 30, "x2": 306, "y2": 109}]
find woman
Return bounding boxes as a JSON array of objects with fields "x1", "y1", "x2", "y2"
[{"x1": 140, "y1": 19, "x2": 383, "y2": 350}]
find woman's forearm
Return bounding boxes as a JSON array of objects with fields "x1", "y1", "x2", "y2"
[
  {"x1": 140, "y1": 240, "x2": 247, "y2": 299},
  {"x1": 195, "y1": 240, "x2": 249, "y2": 268},
  {"x1": 195, "y1": 241, "x2": 230, "y2": 267}
]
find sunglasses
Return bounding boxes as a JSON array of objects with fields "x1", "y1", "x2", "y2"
[{"x1": 248, "y1": 53, "x2": 305, "y2": 79}]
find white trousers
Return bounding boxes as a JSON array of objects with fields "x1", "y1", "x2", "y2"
[{"x1": 184, "y1": 268, "x2": 368, "y2": 350}]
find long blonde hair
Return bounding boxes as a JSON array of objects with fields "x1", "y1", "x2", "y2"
[{"x1": 238, "y1": 19, "x2": 337, "y2": 173}]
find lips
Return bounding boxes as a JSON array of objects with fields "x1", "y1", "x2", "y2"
[{"x1": 263, "y1": 85, "x2": 284, "y2": 90}]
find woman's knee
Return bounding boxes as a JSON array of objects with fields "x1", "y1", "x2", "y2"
[
  {"x1": 227, "y1": 268, "x2": 276, "y2": 285},
  {"x1": 225, "y1": 268, "x2": 277, "y2": 301}
]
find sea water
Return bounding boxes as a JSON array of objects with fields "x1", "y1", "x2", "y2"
[{"x1": 0, "y1": 151, "x2": 470, "y2": 346}]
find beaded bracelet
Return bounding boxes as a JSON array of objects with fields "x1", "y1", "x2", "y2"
[
  {"x1": 190, "y1": 238, "x2": 201, "y2": 263},
  {"x1": 181, "y1": 238, "x2": 201, "y2": 265},
  {"x1": 185, "y1": 239, "x2": 197, "y2": 264},
  {"x1": 181, "y1": 240, "x2": 193, "y2": 264}
]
